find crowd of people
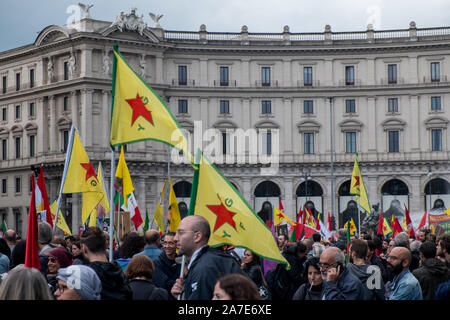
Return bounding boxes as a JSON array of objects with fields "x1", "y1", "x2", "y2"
[{"x1": 0, "y1": 217, "x2": 449, "y2": 300}]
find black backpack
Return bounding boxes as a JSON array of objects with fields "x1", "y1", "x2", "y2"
[{"x1": 266, "y1": 263, "x2": 292, "y2": 300}]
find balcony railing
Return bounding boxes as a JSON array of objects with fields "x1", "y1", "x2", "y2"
[
  {"x1": 254, "y1": 80, "x2": 278, "y2": 87},
  {"x1": 213, "y1": 80, "x2": 237, "y2": 87},
  {"x1": 171, "y1": 79, "x2": 196, "y2": 86},
  {"x1": 297, "y1": 80, "x2": 321, "y2": 87},
  {"x1": 379, "y1": 77, "x2": 405, "y2": 85},
  {"x1": 338, "y1": 79, "x2": 362, "y2": 86},
  {"x1": 422, "y1": 75, "x2": 448, "y2": 83}
]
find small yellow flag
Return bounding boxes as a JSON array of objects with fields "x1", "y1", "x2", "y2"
[
  {"x1": 82, "y1": 192, "x2": 103, "y2": 225},
  {"x1": 382, "y1": 218, "x2": 392, "y2": 236},
  {"x1": 344, "y1": 218, "x2": 357, "y2": 236},
  {"x1": 168, "y1": 178, "x2": 181, "y2": 233},
  {"x1": 115, "y1": 146, "x2": 134, "y2": 208},
  {"x1": 50, "y1": 200, "x2": 72, "y2": 236},
  {"x1": 274, "y1": 207, "x2": 297, "y2": 226},
  {"x1": 153, "y1": 180, "x2": 166, "y2": 234}
]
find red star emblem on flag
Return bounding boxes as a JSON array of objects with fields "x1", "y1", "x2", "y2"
[
  {"x1": 353, "y1": 176, "x2": 360, "y2": 188},
  {"x1": 207, "y1": 202, "x2": 237, "y2": 232},
  {"x1": 277, "y1": 212, "x2": 284, "y2": 220},
  {"x1": 126, "y1": 94, "x2": 154, "y2": 126},
  {"x1": 80, "y1": 162, "x2": 97, "y2": 182}
]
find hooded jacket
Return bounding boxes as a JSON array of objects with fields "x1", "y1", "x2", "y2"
[
  {"x1": 346, "y1": 263, "x2": 385, "y2": 300},
  {"x1": 412, "y1": 258, "x2": 450, "y2": 300},
  {"x1": 182, "y1": 246, "x2": 243, "y2": 300},
  {"x1": 88, "y1": 260, "x2": 133, "y2": 300}
]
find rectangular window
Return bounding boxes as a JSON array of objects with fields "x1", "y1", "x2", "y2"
[
  {"x1": 220, "y1": 67, "x2": 229, "y2": 86},
  {"x1": 222, "y1": 132, "x2": 229, "y2": 155},
  {"x1": 15, "y1": 177, "x2": 20, "y2": 193},
  {"x1": 346, "y1": 132, "x2": 357, "y2": 153},
  {"x1": 14, "y1": 209, "x2": 21, "y2": 234},
  {"x1": 261, "y1": 67, "x2": 271, "y2": 86},
  {"x1": 220, "y1": 100, "x2": 230, "y2": 114},
  {"x1": 303, "y1": 67, "x2": 313, "y2": 86},
  {"x1": 431, "y1": 62, "x2": 440, "y2": 82},
  {"x1": 2, "y1": 139, "x2": 6, "y2": 160},
  {"x1": 345, "y1": 66, "x2": 355, "y2": 85},
  {"x1": 15, "y1": 137, "x2": 20, "y2": 159},
  {"x1": 432, "y1": 129, "x2": 442, "y2": 151},
  {"x1": 178, "y1": 66, "x2": 187, "y2": 85},
  {"x1": 388, "y1": 131, "x2": 399, "y2": 153},
  {"x1": 303, "y1": 100, "x2": 314, "y2": 114},
  {"x1": 64, "y1": 61, "x2": 69, "y2": 80},
  {"x1": 431, "y1": 96, "x2": 441, "y2": 111},
  {"x1": 345, "y1": 99, "x2": 356, "y2": 113},
  {"x1": 16, "y1": 73, "x2": 20, "y2": 91},
  {"x1": 63, "y1": 130, "x2": 69, "y2": 152},
  {"x1": 178, "y1": 99, "x2": 188, "y2": 114},
  {"x1": 1, "y1": 179, "x2": 6, "y2": 194},
  {"x1": 30, "y1": 69, "x2": 35, "y2": 88},
  {"x1": 29, "y1": 135, "x2": 35, "y2": 157},
  {"x1": 15, "y1": 105, "x2": 20, "y2": 119},
  {"x1": 63, "y1": 96, "x2": 69, "y2": 111},
  {"x1": 388, "y1": 64, "x2": 397, "y2": 84},
  {"x1": 262, "y1": 100, "x2": 272, "y2": 114},
  {"x1": 388, "y1": 98, "x2": 398, "y2": 113},
  {"x1": 29, "y1": 102, "x2": 35, "y2": 117},
  {"x1": 2, "y1": 76, "x2": 6, "y2": 94},
  {"x1": 262, "y1": 131, "x2": 272, "y2": 155},
  {"x1": 304, "y1": 133, "x2": 314, "y2": 154},
  {"x1": 2, "y1": 107, "x2": 6, "y2": 121}
]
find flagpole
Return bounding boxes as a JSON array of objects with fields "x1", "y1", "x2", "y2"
[
  {"x1": 53, "y1": 126, "x2": 76, "y2": 235},
  {"x1": 108, "y1": 149, "x2": 115, "y2": 262}
]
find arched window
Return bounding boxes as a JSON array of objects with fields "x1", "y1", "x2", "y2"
[
  {"x1": 173, "y1": 181, "x2": 192, "y2": 198},
  {"x1": 381, "y1": 179, "x2": 409, "y2": 195},
  {"x1": 424, "y1": 178, "x2": 450, "y2": 212},
  {"x1": 254, "y1": 181, "x2": 280, "y2": 223},
  {"x1": 296, "y1": 181, "x2": 323, "y2": 220},
  {"x1": 381, "y1": 179, "x2": 409, "y2": 221}
]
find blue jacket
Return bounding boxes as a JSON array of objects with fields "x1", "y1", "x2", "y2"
[
  {"x1": 0, "y1": 253, "x2": 9, "y2": 274},
  {"x1": 321, "y1": 266, "x2": 365, "y2": 300},
  {"x1": 134, "y1": 245, "x2": 163, "y2": 262},
  {"x1": 387, "y1": 269, "x2": 423, "y2": 300}
]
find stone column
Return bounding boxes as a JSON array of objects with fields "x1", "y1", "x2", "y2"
[
  {"x1": 367, "y1": 97, "x2": 376, "y2": 153},
  {"x1": 48, "y1": 95, "x2": 56, "y2": 152},
  {"x1": 242, "y1": 178, "x2": 252, "y2": 205},
  {"x1": 36, "y1": 97, "x2": 45, "y2": 155},
  {"x1": 282, "y1": 59, "x2": 291, "y2": 87},
  {"x1": 367, "y1": 58, "x2": 375, "y2": 85},
  {"x1": 283, "y1": 98, "x2": 293, "y2": 161},
  {"x1": 242, "y1": 98, "x2": 251, "y2": 130},
  {"x1": 155, "y1": 54, "x2": 164, "y2": 84},
  {"x1": 37, "y1": 58, "x2": 45, "y2": 87},
  {"x1": 80, "y1": 48, "x2": 93, "y2": 78},
  {"x1": 284, "y1": 177, "x2": 294, "y2": 221},
  {"x1": 80, "y1": 89, "x2": 93, "y2": 147},
  {"x1": 199, "y1": 58, "x2": 208, "y2": 86},
  {"x1": 409, "y1": 95, "x2": 420, "y2": 152},
  {"x1": 241, "y1": 59, "x2": 250, "y2": 86},
  {"x1": 102, "y1": 90, "x2": 110, "y2": 148},
  {"x1": 409, "y1": 175, "x2": 421, "y2": 214},
  {"x1": 21, "y1": 206, "x2": 27, "y2": 236},
  {"x1": 409, "y1": 56, "x2": 418, "y2": 83},
  {"x1": 7, "y1": 207, "x2": 14, "y2": 233},
  {"x1": 71, "y1": 91, "x2": 78, "y2": 128},
  {"x1": 367, "y1": 176, "x2": 378, "y2": 212},
  {"x1": 324, "y1": 59, "x2": 333, "y2": 86}
]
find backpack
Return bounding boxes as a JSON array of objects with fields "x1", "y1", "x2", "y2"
[{"x1": 267, "y1": 263, "x2": 292, "y2": 300}]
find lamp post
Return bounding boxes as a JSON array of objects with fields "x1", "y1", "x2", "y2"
[
  {"x1": 302, "y1": 167, "x2": 311, "y2": 202},
  {"x1": 328, "y1": 97, "x2": 335, "y2": 222}
]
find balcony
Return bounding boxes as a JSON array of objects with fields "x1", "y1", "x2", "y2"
[
  {"x1": 297, "y1": 80, "x2": 321, "y2": 87},
  {"x1": 171, "y1": 79, "x2": 196, "y2": 86},
  {"x1": 379, "y1": 78, "x2": 405, "y2": 85},
  {"x1": 422, "y1": 75, "x2": 448, "y2": 83},
  {"x1": 254, "y1": 80, "x2": 278, "y2": 87},
  {"x1": 338, "y1": 79, "x2": 362, "y2": 86},
  {"x1": 213, "y1": 80, "x2": 237, "y2": 87}
]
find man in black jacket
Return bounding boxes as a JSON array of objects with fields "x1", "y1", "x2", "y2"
[
  {"x1": 412, "y1": 241, "x2": 450, "y2": 300},
  {"x1": 81, "y1": 226, "x2": 132, "y2": 300},
  {"x1": 170, "y1": 216, "x2": 243, "y2": 300},
  {"x1": 153, "y1": 232, "x2": 181, "y2": 294}
]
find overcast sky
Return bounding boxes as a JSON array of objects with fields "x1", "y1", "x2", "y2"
[{"x1": 1, "y1": 0, "x2": 450, "y2": 52}]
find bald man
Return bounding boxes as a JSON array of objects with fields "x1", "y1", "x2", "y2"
[
  {"x1": 5, "y1": 229, "x2": 17, "y2": 251},
  {"x1": 133, "y1": 229, "x2": 162, "y2": 261},
  {"x1": 320, "y1": 247, "x2": 364, "y2": 300},
  {"x1": 386, "y1": 247, "x2": 423, "y2": 300},
  {"x1": 171, "y1": 215, "x2": 243, "y2": 300}
]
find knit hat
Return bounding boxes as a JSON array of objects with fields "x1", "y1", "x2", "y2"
[
  {"x1": 49, "y1": 247, "x2": 73, "y2": 268},
  {"x1": 57, "y1": 265, "x2": 102, "y2": 300}
]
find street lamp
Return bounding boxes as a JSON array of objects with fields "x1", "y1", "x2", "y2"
[{"x1": 302, "y1": 167, "x2": 311, "y2": 206}]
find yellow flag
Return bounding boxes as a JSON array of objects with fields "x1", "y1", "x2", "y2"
[
  {"x1": 115, "y1": 146, "x2": 134, "y2": 208},
  {"x1": 350, "y1": 154, "x2": 372, "y2": 214},
  {"x1": 274, "y1": 207, "x2": 297, "y2": 226},
  {"x1": 189, "y1": 152, "x2": 289, "y2": 268},
  {"x1": 49, "y1": 200, "x2": 72, "y2": 236},
  {"x1": 110, "y1": 45, "x2": 192, "y2": 163},
  {"x1": 82, "y1": 192, "x2": 103, "y2": 225},
  {"x1": 88, "y1": 205, "x2": 98, "y2": 227},
  {"x1": 445, "y1": 207, "x2": 450, "y2": 217},
  {"x1": 153, "y1": 180, "x2": 166, "y2": 234},
  {"x1": 97, "y1": 163, "x2": 110, "y2": 214},
  {"x1": 382, "y1": 218, "x2": 392, "y2": 236},
  {"x1": 344, "y1": 218, "x2": 357, "y2": 236},
  {"x1": 168, "y1": 178, "x2": 181, "y2": 233}
]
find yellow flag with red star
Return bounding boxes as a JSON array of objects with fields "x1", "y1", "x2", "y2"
[
  {"x1": 110, "y1": 45, "x2": 192, "y2": 163},
  {"x1": 274, "y1": 206, "x2": 297, "y2": 227},
  {"x1": 189, "y1": 151, "x2": 289, "y2": 268},
  {"x1": 350, "y1": 154, "x2": 372, "y2": 215}
]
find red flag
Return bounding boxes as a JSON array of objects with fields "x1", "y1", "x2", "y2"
[
  {"x1": 316, "y1": 214, "x2": 321, "y2": 231},
  {"x1": 25, "y1": 173, "x2": 41, "y2": 270},
  {"x1": 37, "y1": 166, "x2": 53, "y2": 227},
  {"x1": 302, "y1": 205, "x2": 306, "y2": 225},
  {"x1": 404, "y1": 204, "x2": 416, "y2": 237},
  {"x1": 377, "y1": 208, "x2": 384, "y2": 235},
  {"x1": 417, "y1": 210, "x2": 428, "y2": 231},
  {"x1": 279, "y1": 199, "x2": 284, "y2": 212},
  {"x1": 392, "y1": 217, "x2": 403, "y2": 237},
  {"x1": 328, "y1": 212, "x2": 332, "y2": 232}
]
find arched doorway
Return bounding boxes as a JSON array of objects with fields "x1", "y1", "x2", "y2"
[
  {"x1": 381, "y1": 179, "x2": 409, "y2": 222},
  {"x1": 296, "y1": 180, "x2": 323, "y2": 221},
  {"x1": 254, "y1": 181, "x2": 280, "y2": 222},
  {"x1": 338, "y1": 180, "x2": 358, "y2": 228},
  {"x1": 173, "y1": 181, "x2": 192, "y2": 218},
  {"x1": 424, "y1": 178, "x2": 450, "y2": 213}
]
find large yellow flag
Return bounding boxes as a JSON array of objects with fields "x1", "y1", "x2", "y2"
[
  {"x1": 49, "y1": 200, "x2": 72, "y2": 236},
  {"x1": 189, "y1": 152, "x2": 289, "y2": 268},
  {"x1": 115, "y1": 146, "x2": 134, "y2": 208},
  {"x1": 153, "y1": 180, "x2": 166, "y2": 234},
  {"x1": 110, "y1": 45, "x2": 192, "y2": 163},
  {"x1": 274, "y1": 206, "x2": 297, "y2": 226},
  {"x1": 168, "y1": 178, "x2": 181, "y2": 233},
  {"x1": 61, "y1": 127, "x2": 104, "y2": 224},
  {"x1": 350, "y1": 154, "x2": 372, "y2": 214}
]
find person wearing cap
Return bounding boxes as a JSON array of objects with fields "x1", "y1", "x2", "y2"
[
  {"x1": 47, "y1": 247, "x2": 73, "y2": 294},
  {"x1": 54, "y1": 265, "x2": 102, "y2": 300}
]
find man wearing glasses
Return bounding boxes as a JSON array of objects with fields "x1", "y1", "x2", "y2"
[
  {"x1": 153, "y1": 232, "x2": 181, "y2": 294},
  {"x1": 319, "y1": 247, "x2": 364, "y2": 300},
  {"x1": 170, "y1": 215, "x2": 243, "y2": 300}
]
